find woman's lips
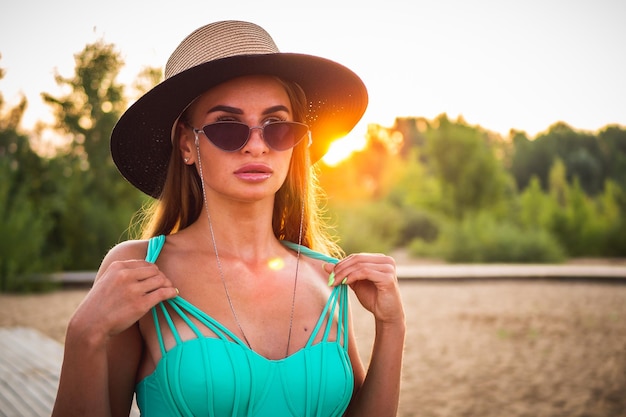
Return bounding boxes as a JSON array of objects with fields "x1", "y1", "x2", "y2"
[{"x1": 234, "y1": 164, "x2": 273, "y2": 182}]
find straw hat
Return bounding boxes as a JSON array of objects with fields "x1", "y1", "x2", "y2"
[{"x1": 110, "y1": 20, "x2": 368, "y2": 198}]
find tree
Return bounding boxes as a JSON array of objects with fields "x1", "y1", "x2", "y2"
[
  {"x1": 392, "y1": 117, "x2": 428, "y2": 157},
  {"x1": 424, "y1": 114, "x2": 512, "y2": 219},
  {"x1": 42, "y1": 40, "x2": 145, "y2": 270},
  {"x1": 510, "y1": 122, "x2": 612, "y2": 195},
  {"x1": 510, "y1": 130, "x2": 550, "y2": 191},
  {"x1": 132, "y1": 66, "x2": 163, "y2": 97},
  {"x1": 43, "y1": 40, "x2": 127, "y2": 189},
  {"x1": 544, "y1": 159, "x2": 606, "y2": 256},
  {"x1": 519, "y1": 176, "x2": 552, "y2": 230},
  {"x1": 600, "y1": 180, "x2": 626, "y2": 256},
  {"x1": 598, "y1": 125, "x2": 626, "y2": 190},
  {"x1": 0, "y1": 63, "x2": 55, "y2": 290}
]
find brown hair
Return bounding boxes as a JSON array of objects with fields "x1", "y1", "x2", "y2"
[{"x1": 137, "y1": 78, "x2": 341, "y2": 257}]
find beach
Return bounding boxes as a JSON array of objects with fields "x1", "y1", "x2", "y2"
[{"x1": 1, "y1": 280, "x2": 625, "y2": 417}]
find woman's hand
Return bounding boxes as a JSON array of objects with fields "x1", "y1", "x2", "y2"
[
  {"x1": 324, "y1": 254, "x2": 404, "y2": 325},
  {"x1": 71, "y1": 259, "x2": 178, "y2": 344},
  {"x1": 53, "y1": 249, "x2": 177, "y2": 417},
  {"x1": 326, "y1": 254, "x2": 405, "y2": 417}
]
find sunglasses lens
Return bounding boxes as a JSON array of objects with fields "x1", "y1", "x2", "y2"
[
  {"x1": 200, "y1": 121, "x2": 309, "y2": 152},
  {"x1": 202, "y1": 122, "x2": 250, "y2": 151},
  {"x1": 264, "y1": 122, "x2": 309, "y2": 151}
]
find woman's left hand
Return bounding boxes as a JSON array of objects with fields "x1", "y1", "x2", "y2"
[{"x1": 324, "y1": 254, "x2": 404, "y2": 325}]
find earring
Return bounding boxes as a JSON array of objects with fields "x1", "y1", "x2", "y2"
[{"x1": 184, "y1": 157, "x2": 190, "y2": 164}]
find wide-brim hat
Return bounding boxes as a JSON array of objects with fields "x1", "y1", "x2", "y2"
[{"x1": 110, "y1": 20, "x2": 368, "y2": 198}]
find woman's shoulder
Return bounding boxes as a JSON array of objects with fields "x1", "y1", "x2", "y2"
[
  {"x1": 109, "y1": 238, "x2": 152, "y2": 259},
  {"x1": 98, "y1": 239, "x2": 152, "y2": 270}
]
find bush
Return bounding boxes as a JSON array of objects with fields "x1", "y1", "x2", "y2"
[
  {"x1": 407, "y1": 237, "x2": 442, "y2": 259},
  {"x1": 397, "y1": 207, "x2": 440, "y2": 246},
  {"x1": 0, "y1": 161, "x2": 55, "y2": 291},
  {"x1": 421, "y1": 214, "x2": 566, "y2": 263},
  {"x1": 330, "y1": 201, "x2": 403, "y2": 254}
]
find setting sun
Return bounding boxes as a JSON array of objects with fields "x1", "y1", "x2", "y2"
[{"x1": 322, "y1": 133, "x2": 368, "y2": 166}]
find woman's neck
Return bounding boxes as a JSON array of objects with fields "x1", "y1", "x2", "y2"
[{"x1": 189, "y1": 197, "x2": 283, "y2": 263}]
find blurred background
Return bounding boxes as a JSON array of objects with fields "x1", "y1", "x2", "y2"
[{"x1": 1, "y1": 0, "x2": 625, "y2": 289}]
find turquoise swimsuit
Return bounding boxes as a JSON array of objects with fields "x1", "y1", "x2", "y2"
[{"x1": 136, "y1": 235, "x2": 353, "y2": 416}]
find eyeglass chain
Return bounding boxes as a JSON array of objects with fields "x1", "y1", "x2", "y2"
[{"x1": 195, "y1": 139, "x2": 303, "y2": 358}]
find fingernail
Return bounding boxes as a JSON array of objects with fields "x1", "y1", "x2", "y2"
[
  {"x1": 175, "y1": 287, "x2": 180, "y2": 296},
  {"x1": 341, "y1": 277, "x2": 348, "y2": 285},
  {"x1": 327, "y1": 271, "x2": 335, "y2": 287}
]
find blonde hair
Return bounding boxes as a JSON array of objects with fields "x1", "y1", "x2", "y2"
[{"x1": 137, "y1": 78, "x2": 342, "y2": 257}]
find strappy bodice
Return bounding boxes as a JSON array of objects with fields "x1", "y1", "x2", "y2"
[{"x1": 135, "y1": 235, "x2": 353, "y2": 417}]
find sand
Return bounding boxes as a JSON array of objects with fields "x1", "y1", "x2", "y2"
[{"x1": 1, "y1": 280, "x2": 625, "y2": 417}]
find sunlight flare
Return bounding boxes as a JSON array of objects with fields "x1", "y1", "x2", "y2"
[
  {"x1": 267, "y1": 257, "x2": 285, "y2": 271},
  {"x1": 322, "y1": 134, "x2": 367, "y2": 166}
]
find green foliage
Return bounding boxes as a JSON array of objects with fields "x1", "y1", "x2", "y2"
[
  {"x1": 510, "y1": 122, "x2": 609, "y2": 195},
  {"x1": 396, "y1": 207, "x2": 440, "y2": 246},
  {"x1": 385, "y1": 150, "x2": 443, "y2": 245},
  {"x1": 545, "y1": 174, "x2": 623, "y2": 258},
  {"x1": 518, "y1": 176, "x2": 552, "y2": 230},
  {"x1": 324, "y1": 146, "x2": 444, "y2": 254},
  {"x1": 598, "y1": 125, "x2": 626, "y2": 190},
  {"x1": 0, "y1": 41, "x2": 152, "y2": 291},
  {"x1": 323, "y1": 115, "x2": 626, "y2": 262},
  {"x1": 419, "y1": 214, "x2": 566, "y2": 263},
  {"x1": 424, "y1": 115, "x2": 512, "y2": 219},
  {"x1": 0, "y1": 158, "x2": 54, "y2": 291},
  {"x1": 329, "y1": 201, "x2": 404, "y2": 254},
  {"x1": 41, "y1": 40, "x2": 145, "y2": 270},
  {"x1": 504, "y1": 160, "x2": 626, "y2": 259},
  {"x1": 0, "y1": 72, "x2": 57, "y2": 290},
  {"x1": 132, "y1": 66, "x2": 163, "y2": 97},
  {"x1": 599, "y1": 180, "x2": 626, "y2": 256},
  {"x1": 386, "y1": 148, "x2": 441, "y2": 211}
]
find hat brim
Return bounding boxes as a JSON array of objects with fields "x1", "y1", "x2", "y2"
[{"x1": 110, "y1": 53, "x2": 368, "y2": 198}]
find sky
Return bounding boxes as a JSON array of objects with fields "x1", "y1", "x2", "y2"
[{"x1": 1, "y1": 0, "x2": 625, "y2": 151}]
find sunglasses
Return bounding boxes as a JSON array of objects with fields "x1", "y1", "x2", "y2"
[{"x1": 191, "y1": 121, "x2": 311, "y2": 152}]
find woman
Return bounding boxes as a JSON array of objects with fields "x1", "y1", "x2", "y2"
[{"x1": 53, "y1": 21, "x2": 405, "y2": 417}]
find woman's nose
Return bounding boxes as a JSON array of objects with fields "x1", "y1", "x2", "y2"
[{"x1": 242, "y1": 126, "x2": 269, "y2": 154}]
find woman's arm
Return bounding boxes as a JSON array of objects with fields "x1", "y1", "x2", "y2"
[
  {"x1": 52, "y1": 241, "x2": 178, "y2": 417},
  {"x1": 326, "y1": 254, "x2": 406, "y2": 417}
]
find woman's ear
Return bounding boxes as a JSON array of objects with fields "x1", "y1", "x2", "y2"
[{"x1": 178, "y1": 122, "x2": 195, "y2": 164}]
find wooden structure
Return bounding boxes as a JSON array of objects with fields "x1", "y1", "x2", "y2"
[{"x1": 0, "y1": 327, "x2": 139, "y2": 417}]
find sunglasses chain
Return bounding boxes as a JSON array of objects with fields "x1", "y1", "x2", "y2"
[{"x1": 195, "y1": 139, "x2": 302, "y2": 358}]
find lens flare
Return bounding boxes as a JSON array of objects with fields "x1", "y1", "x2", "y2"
[
  {"x1": 322, "y1": 133, "x2": 367, "y2": 166},
  {"x1": 267, "y1": 257, "x2": 285, "y2": 271}
]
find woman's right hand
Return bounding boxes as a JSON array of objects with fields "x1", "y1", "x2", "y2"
[
  {"x1": 70, "y1": 259, "x2": 178, "y2": 344},
  {"x1": 53, "y1": 245, "x2": 178, "y2": 417}
]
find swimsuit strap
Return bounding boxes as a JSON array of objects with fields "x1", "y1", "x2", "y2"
[
  {"x1": 280, "y1": 240, "x2": 340, "y2": 266},
  {"x1": 147, "y1": 237, "x2": 350, "y2": 355},
  {"x1": 146, "y1": 235, "x2": 250, "y2": 355},
  {"x1": 281, "y1": 241, "x2": 350, "y2": 352},
  {"x1": 145, "y1": 234, "x2": 165, "y2": 263},
  {"x1": 145, "y1": 235, "x2": 173, "y2": 355},
  {"x1": 169, "y1": 296, "x2": 248, "y2": 346},
  {"x1": 145, "y1": 236, "x2": 200, "y2": 355}
]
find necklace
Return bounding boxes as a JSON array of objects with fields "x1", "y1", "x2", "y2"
[
  {"x1": 206, "y1": 210, "x2": 303, "y2": 357},
  {"x1": 196, "y1": 144, "x2": 303, "y2": 358}
]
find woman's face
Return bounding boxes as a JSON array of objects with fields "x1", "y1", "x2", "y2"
[{"x1": 180, "y1": 75, "x2": 297, "y2": 204}]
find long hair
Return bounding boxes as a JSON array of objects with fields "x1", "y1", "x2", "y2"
[{"x1": 137, "y1": 78, "x2": 342, "y2": 257}]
